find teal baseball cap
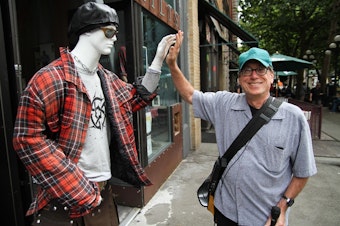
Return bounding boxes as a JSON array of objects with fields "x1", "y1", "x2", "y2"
[{"x1": 238, "y1": 47, "x2": 273, "y2": 70}]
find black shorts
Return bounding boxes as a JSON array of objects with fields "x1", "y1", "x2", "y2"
[{"x1": 214, "y1": 207, "x2": 238, "y2": 226}]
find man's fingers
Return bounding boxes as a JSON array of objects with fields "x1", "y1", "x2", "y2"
[{"x1": 177, "y1": 30, "x2": 184, "y2": 46}]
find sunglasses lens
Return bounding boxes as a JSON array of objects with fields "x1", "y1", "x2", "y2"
[
  {"x1": 100, "y1": 27, "x2": 117, "y2": 39},
  {"x1": 105, "y1": 29, "x2": 115, "y2": 38}
]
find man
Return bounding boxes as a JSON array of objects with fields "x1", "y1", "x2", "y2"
[
  {"x1": 13, "y1": 2, "x2": 176, "y2": 226},
  {"x1": 309, "y1": 82, "x2": 323, "y2": 105},
  {"x1": 331, "y1": 91, "x2": 340, "y2": 112},
  {"x1": 166, "y1": 32, "x2": 317, "y2": 226}
]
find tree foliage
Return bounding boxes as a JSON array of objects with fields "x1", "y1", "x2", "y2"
[{"x1": 238, "y1": 0, "x2": 338, "y2": 58}]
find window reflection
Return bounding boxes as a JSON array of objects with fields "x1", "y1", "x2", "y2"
[{"x1": 142, "y1": 11, "x2": 179, "y2": 162}]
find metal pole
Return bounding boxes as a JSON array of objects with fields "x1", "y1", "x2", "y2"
[
  {"x1": 331, "y1": 35, "x2": 340, "y2": 87},
  {"x1": 335, "y1": 47, "x2": 339, "y2": 87}
]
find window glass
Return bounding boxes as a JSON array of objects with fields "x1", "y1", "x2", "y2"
[
  {"x1": 142, "y1": 10, "x2": 179, "y2": 163},
  {"x1": 164, "y1": 0, "x2": 175, "y2": 8}
]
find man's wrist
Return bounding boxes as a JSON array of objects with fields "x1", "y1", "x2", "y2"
[{"x1": 282, "y1": 195, "x2": 294, "y2": 207}]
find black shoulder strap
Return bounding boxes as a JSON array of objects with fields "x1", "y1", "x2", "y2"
[{"x1": 220, "y1": 97, "x2": 283, "y2": 167}]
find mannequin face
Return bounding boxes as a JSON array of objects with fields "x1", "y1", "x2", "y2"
[{"x1": 85, "y1": 25, "x2": 118, "y2": 55}]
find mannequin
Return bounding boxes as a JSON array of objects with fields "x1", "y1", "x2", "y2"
[{"x1": 13, "y1": 2, "x2": 176, "y2": 226}]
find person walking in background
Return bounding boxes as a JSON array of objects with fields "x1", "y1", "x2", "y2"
[
  {"x1": 166, "y1": 32, "x2": 317, "y2": 226},
  {"x1": 309, "y1": 82, "x2": 323, "y2": 105},
  {"x1": 12, "y1": 2, "x2": 176, "y2": 226},
  {"x1": 331, "y1": 91, "x2": 340, "y2": 112}
]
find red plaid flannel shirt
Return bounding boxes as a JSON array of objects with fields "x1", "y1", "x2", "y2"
[{"x1": 13, "y1": 47, "x2": 155, "y2": 217}]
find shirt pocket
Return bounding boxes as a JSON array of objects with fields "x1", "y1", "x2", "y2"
[{"x1": 262, "y1": 143, "x2": 286, "y2": 174}]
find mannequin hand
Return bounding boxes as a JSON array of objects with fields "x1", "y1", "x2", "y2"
[
  {"x1": 97, "y1": 195, "x2": 103, "y2": 207},
  {"x1": 149, "y1": 33, "x2": 177, "y2": 71}
]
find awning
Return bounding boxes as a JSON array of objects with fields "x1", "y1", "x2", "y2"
[
  {"x1": 276, "y1": 71, "x2": 298, "y2": 76},
  {"x1": 198, "y1": 0, "x2": 258, "y2": 47},
  {"x1": 271, "y1": 53, "x2": 313, "y2": 71}
]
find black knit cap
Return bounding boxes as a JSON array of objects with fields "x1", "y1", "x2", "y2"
[{"x1": 68, "y1": 2, "x2": 119, "y2": 49}]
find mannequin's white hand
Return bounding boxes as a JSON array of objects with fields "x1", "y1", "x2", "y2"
[{"x1": 149, "y1": 34, "x2": 177, "y2": 71}]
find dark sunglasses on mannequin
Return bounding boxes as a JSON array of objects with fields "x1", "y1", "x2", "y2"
[{"x1": 100, "y1": 27, "x2": 118, "y2": 38}]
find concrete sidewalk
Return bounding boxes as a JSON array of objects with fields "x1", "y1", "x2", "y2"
[{"x1": 126, "y1": 108, "x2": 340, "y2": 226}]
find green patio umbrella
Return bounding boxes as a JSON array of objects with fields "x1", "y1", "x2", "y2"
[{"x1": 271, "y1": 53, "x2": 312, "y2": 71}]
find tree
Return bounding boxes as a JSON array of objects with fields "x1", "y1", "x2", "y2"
[{"x1": 238, "y1": 0, "x2": 340, "y2": 100}]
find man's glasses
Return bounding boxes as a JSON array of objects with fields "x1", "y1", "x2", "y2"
[
  {"x1": 240, "y1": 67, "x2": 268, "y2": 76},
  {"x1": 100, "y1": 27, "x2": 118, "y2": 39}
]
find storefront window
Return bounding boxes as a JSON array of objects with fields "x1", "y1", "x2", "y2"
[{"x1": 142, "y1": 11, "x2": 179, "y2": 163}]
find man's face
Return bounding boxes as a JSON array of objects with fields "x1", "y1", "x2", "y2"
[
  {"x1": 238, "y1": 60, "x2": 274, "y2": 98},
  {"x1": 87, "y1": 25, "x2": 118, "y2": 55}
]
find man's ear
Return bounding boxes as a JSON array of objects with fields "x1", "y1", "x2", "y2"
[{"x1": 270, "y1": 70, "x2": 275, "y2": 83}]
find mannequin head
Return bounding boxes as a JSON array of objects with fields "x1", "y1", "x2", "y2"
[
  {"x1": 78, "y1": 24, "x2": 118, "y2": 56},
  {"x1": 68, "y1": 2, "x2": 119, "y2": 49}
]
